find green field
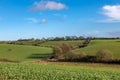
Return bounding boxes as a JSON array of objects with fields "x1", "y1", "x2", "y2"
[
  {"x1": 76, "y1": 40, "x2": 120, "y2": 58},
  {"x1": 0, "y1": 40, "x2": 120, "y2": 61},
  {"x1": 0, "y1": 62, "x2": 120, "y2": 80},
  {"x1": 0, "y1": 44, "x2": 52, "y2": 61},
  {"x1": 40, "y1": 40, "x2": 83, "y2": 47},
  {"x1": 0, "y1": 40, "x2": 120, "y2": 80}
]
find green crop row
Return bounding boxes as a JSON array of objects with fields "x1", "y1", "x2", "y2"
[{"x1": 0, "y1": 62, "x2": 120, "y2": 80}]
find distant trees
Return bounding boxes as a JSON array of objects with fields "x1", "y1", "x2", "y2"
[
  {"x1": 37, "y1": 36, "x2": 120, "y2": 41},
  {"x1": 16, "y1": 36, "x2": 86, "y2": 41},
  {"x1": 41, "y1": 36, "x2": 86, "y2": 41}
]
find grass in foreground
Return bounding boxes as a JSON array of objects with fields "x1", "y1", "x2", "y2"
[{"x1": 0, "y1": 62, "x2": 120, "y2": 80}]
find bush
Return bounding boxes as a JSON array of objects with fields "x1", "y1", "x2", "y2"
[
  {"x1": 53, "y1": 43, "x2": 74, "y2": 59},
  {"x1": 96, "y1": 49, "x2": 113, "y2": 62},
  {"x1": 63, "y1": 51, "x2": 76, "y2": 60},
  {"x1": 78, "y1": 52, "x2": 87, "y2": 58},
  {"x1": 71, "y1": 52, "x2": 87, "y2": 60}
]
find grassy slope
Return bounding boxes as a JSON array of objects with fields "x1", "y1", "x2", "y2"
[
  {"x1": 0, "y1": 44, "x2": 52, "y2": 61},
  {"x1": 40, "y1": 40, "x2": 83, "y2": 47},
  {"x1": 0, "y1": 39, "x2": 120, "y2": 61},
  {"x1": 0, "y1": 62, "x2": 120, "y2": 80},
  {"x1": 76, "y1": 40, "x2": 120, "y2": 58}
]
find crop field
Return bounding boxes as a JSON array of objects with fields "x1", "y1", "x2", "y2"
[
  {"x1": 0, "y1": 62, "x2": 120, "y2": 80},
  {"x1": 75, "y1": 40, "x2": 120, "y2": 58},
  {"x1": 0, "y1": 44, "x2": 52, "y2": 61}
]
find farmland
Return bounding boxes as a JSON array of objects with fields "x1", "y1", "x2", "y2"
[
  {"x1": 40, "y1": 40, "x2": 83, "y2": 47},
  {"x1": 75, "y1": 40, "x2": 120, "y2": 58},
  {"x1": 0, "y1": 44, "x2": 52, "y2": 61},
  {"x1": 0, "y1": 39, "x2": 120, "y2": 80},
  {"x1": 0, "y1": 39, "x2": 120, "y2": 61},
  {"x1": 0, "y1": 62, "x2": 120, "y2": 80}
]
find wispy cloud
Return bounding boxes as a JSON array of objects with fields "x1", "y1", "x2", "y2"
[
  {"x1": 25, "y1": 18, "x2": 38, "y2": 23},
  {"x1": 40, "y1": 18, "x2": 47, "y2": 24},
  {"x1": 101, "y1": 5, "x2": 120, "y2": 22},
  {"x1": 25, "y1": 18, "x2": 47, "y2": 24},
  {"x1": 31, "y1": 1, "x2": 67, "y2": 11}
]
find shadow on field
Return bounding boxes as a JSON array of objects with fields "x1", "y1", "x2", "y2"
[{"x1": 28, "y1": 53, "x2": 52, "y2": 59}]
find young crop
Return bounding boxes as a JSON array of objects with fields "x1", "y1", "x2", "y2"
[{"x1": 0, "y1": 62, "x2": 120, "y2": 80}]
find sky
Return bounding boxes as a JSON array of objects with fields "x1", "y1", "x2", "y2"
[{"x1": 0, "y1": 0, "x2": 120, "y2": 40}]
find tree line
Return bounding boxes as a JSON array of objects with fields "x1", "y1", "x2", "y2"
[{"x1": 17, "y1": 36, "x2": 120, "y2": 41}]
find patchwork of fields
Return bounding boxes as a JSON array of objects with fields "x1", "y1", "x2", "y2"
[{"x1": 0, "y1": 39, "x2": 120, "y2": 80}]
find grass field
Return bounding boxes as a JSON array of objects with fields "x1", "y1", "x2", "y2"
[
  {"x1": 0, "y1": 62, "x2": 120, "y2": 80},
  {"x1": 75, "y1": 40, "x2": 120, "y2": 58},
  {"x1": 0, "y1": 44, "x2": 52, "y2": 61},
  {"x1": 40, "y1": 40, "x2": 83, "y2": 47},
  {"x1": 0, "y1": 39, "x2": 120, "y2": 61}
]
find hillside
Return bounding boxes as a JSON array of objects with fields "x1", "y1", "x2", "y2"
[
  {"x1": 75, "y1": 40, "x2": 120, "y2": 58},
  {"x1": 0, "y1": 44, "x2": 52, "y2": 61}
]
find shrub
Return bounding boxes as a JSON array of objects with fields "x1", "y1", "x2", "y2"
[
  {"x1": 77, "y1": 52, "x2": 87, "y2": 59},
  {"x1": 96, "y1": 49, "x2": 113, "y2": 62},
  {"x1": 59, "y1": 43, "x2": 73, "y2": 53},
  {"x1": 53, "y1": 43, "x2": 74, "y2": 59},
  {"x1": 63, "y1": 51, "x2": 76, "y2": 60},
  {"x1": 53, "y1": 46, "x2": 63, "y2": 59},
  {"x1": 68, "y1": 52, "x2": 87, "y2": 60}
]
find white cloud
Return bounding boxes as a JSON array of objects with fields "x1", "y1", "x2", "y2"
[
  {"x1": 102, "y1": 5, "x2": 120, "y2": 22},
  {"x1": 31, "y1": 1, "x2": 67, "y2": 11},
  {"x1": 40, "y1": 18, "x2": 47, "y2": 24},
  {"x1": 25, "y1": 18, "x2": 38, "y2": 23}
]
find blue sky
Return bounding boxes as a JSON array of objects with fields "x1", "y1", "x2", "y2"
[{"x1": 0, "y1": 0, "x2": 120, "y2": 40}]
